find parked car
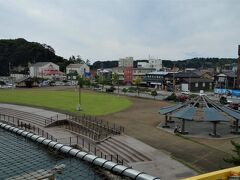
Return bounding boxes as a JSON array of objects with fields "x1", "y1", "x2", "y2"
[
  {"x1": 229, "y1": 103, "x2": 240, "y2": 110},
  {"x1": 176, "y1": 94, "x2": 188, "y2": 102},
  {"x1": 181, "y1": 90, "x2": 190, "y2": 95}
]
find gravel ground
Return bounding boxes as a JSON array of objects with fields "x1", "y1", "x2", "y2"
[{"x1": 101, "y1": 97, "x2": 233, "y2": 173}]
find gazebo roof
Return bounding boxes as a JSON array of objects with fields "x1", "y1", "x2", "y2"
[
  {"x1": 159, "y1": 104, "x2": 184, "y2": 115},
  {"x1": 170, "y1": 106, "x2": 196, "y2": 120},
  {"x1": 160, "y1": 95, "x2": 238, "y2": 122},
  {"x1": 203, "y1": 108, "x2": 228, "y2": 122}
]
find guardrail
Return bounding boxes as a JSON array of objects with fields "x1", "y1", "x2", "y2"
[
  {"x1": 0, "y1": 113, "x2": 127, "y2": 166},
  {"x1": 0, "y1": 114, "x2": 56, "y2": 141},
  {"x1": 46, "y1": 113, "x2": 125, "y2": 141}
]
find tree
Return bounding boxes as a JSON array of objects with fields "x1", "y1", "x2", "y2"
[
  {"x1": 122, "y1": 88, "x2": 127, "y2": 95},
  {"x1": 134, "y1": 76, "x2": 142, "y2": 96},
  {"x1": 151, "y1": 90, "x2": 158, "y2": 100},
  {"x1": 77, "y1": 76, "x2": 85, "y2": 110},
  {"x1": 76, "y1": 55, "x2": 85, "y2": 64},
  {"x1": 112, "y1": 73, "x2": 119, "y2": 95},
  {"x1": 84, "y1": 79, "x2": 91, "y2": 88},
  {"x1": 98, "y1": 74, "x2": 106, "y2": 91},
  {"x1": 224, "y1": 140, "x2": 240, "y2": 165},
  {"x1": 86, "y1": 59, "x2": 91, "y2": 66}
]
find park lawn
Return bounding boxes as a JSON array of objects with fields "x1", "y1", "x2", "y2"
[{"x1": 0, "y1": 89, "x2": 132, "y2": 116}]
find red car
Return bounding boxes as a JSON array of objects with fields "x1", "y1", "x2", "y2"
[
  {"x1": 229, "y1": 103, "x2": 240, "y2": 110},
  {"x1": 176, "y1": 94, "x2": 188, "y2": 102}
]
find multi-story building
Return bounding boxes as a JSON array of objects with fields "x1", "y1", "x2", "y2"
[
  {"x1": 118, "y1": 57, "x2": 134, "y2": 67},
  {"x1": 137, "y1": 59, "x2": 162, "y2": 71},
  {"x1": 66, "y1": 63, "x2": 90, "y2": 77},
  {"x1": 112, "y1": 67, "x2": 155, "y2": 84},
  {"x1": 29, "y1": 62, "x2": 64, "y2": 79},
  {"x1": 148, "y1": 59, "x2": 162, "y2": 71}
]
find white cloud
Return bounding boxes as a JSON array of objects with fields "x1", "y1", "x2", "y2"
[{"x1": 0, "y1": 0, "x2": 239, "y2": 61}]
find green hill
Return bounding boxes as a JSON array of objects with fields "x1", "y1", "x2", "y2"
[{"x1": 0, "y1": 38, "x2": 68, "y2": 75}]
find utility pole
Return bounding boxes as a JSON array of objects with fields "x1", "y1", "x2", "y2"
[{"x1": 236, "y1": 45, "x2": 240, "y2": 89}]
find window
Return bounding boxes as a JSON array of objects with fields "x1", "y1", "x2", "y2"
[
  {"x1": 195, "y1": 83, "x2": 198, "y2": 87},
  {"x1": 202, "y1": 82, "x2": 205, "y2": 87}
]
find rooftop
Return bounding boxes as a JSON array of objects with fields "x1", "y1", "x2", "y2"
[{"x1": 66, "y1": 63, "x2": 86, "y2": 68}]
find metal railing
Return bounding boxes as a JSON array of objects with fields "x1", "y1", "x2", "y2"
[
  {"x1": 0, "y1": 114, "x2": 56, "y2": 141},
  {"x1": 0, "y1": 113, "x2": 127, "y2": 166},
  {"x1": 45, "y1": 113, "x2": 125, "y2": 141}
]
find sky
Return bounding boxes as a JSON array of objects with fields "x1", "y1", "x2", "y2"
[{"x1": 0, "y1": 0, "x2": 239, "y2": 62}]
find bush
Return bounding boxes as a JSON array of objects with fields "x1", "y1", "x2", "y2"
[
  {"x1": 220, "y1": 96, "x2": 228, "y2": 105},
  {"x1": 122, "y1": 88, "x2": 127, "y2": 94},
  {"x1": 140, "y1": 87, "x2": 151, "y2": 92},
  {"x1": 151, "y1": 90, "x2": 158, "y2": 99},
  {"x1": 106, "y1": 86, "x2": 115, "y2": 92},
  {"x1": 165, "y1": 93, "x2": 177, "y2": 101},
  {"x1": 127, "y1": 87, "x2": 137, "y2": 93}
]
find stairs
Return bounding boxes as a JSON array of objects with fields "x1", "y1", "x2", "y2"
[
  {"x1": 97, "y1": 136, "x2": 152, "y2": 164},
  {"x1": 0, "y1": 107, "x2": 50, "y2": 127}
]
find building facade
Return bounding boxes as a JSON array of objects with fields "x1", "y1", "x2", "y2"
[
  {"x1": 137, "y1": 59, "x2": 162, "y2": 71},
  {"x1": 148, "y1": 59, "x2": 162, "y2": 71},
  {"x1": 66, "y1": 63, "x2": 90, "y2": 77},
  {"x1": 118, "y1": 57, "x2": 134, "y2": 67},
  {"x1": 29, "y1": 62, "x2": 64, "y2": 79}
]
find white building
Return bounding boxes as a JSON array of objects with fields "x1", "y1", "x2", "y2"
[
  {"x1": 66, "y1": 63, "x2": 90, "y2": 77},
  {"x1": 148, "y1": 59, "x2": 162, "y2": 71},
  {"x1": 137, "y1": 59, "x2": 162, "y2": 71},
  {"x1": 29, "y1": 62, "x2": 64, "y2": 79},
  {"x1": 118, "y1": 57, "x2": 134, "y2": 67}
]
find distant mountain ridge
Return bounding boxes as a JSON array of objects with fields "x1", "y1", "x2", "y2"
[
  {"x1": 92, "y1": 57, "x2": 237, "y2": 70},
  {"x1": 0, "y1": 38, "x2": 237, "y2": 75}
]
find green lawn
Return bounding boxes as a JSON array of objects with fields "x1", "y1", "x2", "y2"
[{"x1": 0, "y1": 89, "x2": 132, "y2": 116}]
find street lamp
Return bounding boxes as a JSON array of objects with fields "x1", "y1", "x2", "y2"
[{"x1": 76, "y1": 76, "x2": 84, "y2": 111}]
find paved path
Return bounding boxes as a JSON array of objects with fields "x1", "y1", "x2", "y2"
[
  {"x1": 119, "y1": 135, "x2": 197, "y2": 179},
  {"x1": 0, "y1": 103, "x2": 66, "y2": 120}
]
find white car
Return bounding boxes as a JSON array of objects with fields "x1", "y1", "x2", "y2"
[{"x1": 181, "y1": 90, "x2": 190, "y2": 95}]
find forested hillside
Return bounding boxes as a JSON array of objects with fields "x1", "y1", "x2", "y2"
[
  {"x1": 92, "y1": 58, "x2": 237, "y2": 70},
  {"x1": 0, "y1": 38, "x2": 68, "y2": 75}
]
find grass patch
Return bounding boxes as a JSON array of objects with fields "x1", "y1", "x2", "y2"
[{"x1": 0, "y1": 89, "x2": 132, "y2": 116}]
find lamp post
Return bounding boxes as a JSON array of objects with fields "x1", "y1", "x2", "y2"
[{"x1": 76, "y1": 76, "x2": 84, "y2": 111}]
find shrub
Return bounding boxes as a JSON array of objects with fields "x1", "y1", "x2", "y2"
[
  {"x1": 122, "y1": 88, "x2": 127, "y2": 94},
  {"x1": 165, "y1": 93, "x2": 177, "y2": 101},
  {"x1": 151, "y1": 90, "x2": 158, "y2": 99},
  {"x1": 127, "y1": 87, "x2": 137, "y2": 93},
  {"x1": 220, "y1": 96, "x2": 228, "y2": 105}
]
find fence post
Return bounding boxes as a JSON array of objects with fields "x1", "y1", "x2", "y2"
[
  {"x1": 70, "y1": 137, "x2": 72, "y2": 145},
  {"x1": 82, "y1": 138, "x2": 84, "y2": 148},
  {"x1": 88, "y1": 143, "x2": 90, "y2": 152}
]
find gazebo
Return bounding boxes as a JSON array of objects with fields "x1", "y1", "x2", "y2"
[{"x1": 159, "y1": 95, "x2": 240, "y2": 137}]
